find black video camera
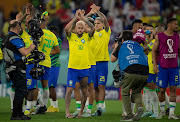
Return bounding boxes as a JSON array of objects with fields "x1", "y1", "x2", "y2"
[
  {"x1": 29, "y1": 66, "x2": 45, "y2": 79},
  {"x1": 115, "y1": 37, "x2": 122, "y2": 43},
  {"x1": 112, "y1": 69, "x2": 124, "y2": 88},
  {"x1": 27, "y1": 17, "x2": 45, "y2": 79},
  {"x1": 28, "y1": 19, "x2": 44, "y2": 44}
]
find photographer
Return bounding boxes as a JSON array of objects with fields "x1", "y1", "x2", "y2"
[
  {"x1": 2, "y1": 20, "x2": 35, "y2": 120},
  {"x1": 111, "y1": 30, "x2": 148, "y2": 121}
]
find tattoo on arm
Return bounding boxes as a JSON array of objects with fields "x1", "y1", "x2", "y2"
[
  {"x1": 82, "y1": 18, "x2": 94, "y2": 37},
  {"x1": 65, "y1": 18, "x2": 78, "y2": 37},
  {"x1": 96, "y1": 11, "x2": 109, "y2": 31},
  {"x1": 72, "y1": 19, "x2": 78, "y2": 30}
]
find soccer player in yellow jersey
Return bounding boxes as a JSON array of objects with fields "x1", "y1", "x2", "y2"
[
  {"x1": 73, "y1": 17, "x2": 96, "y2": 117},
  {"x1": 36, "y1": 14, "x2": 60, "y2": 114},
  {"x1": 88, "y1": 4, "x2": 111, "y2": 116},
  {"x1": 65, "y1": 9, "x2": 94, "y2": 118},
  {"x1": 142, "y1": 26, "x2": 164, "y2": 118}
]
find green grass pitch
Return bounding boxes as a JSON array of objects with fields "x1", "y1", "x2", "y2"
[{"x1": 0, "y1": 97, "x2": 180, "y2": 121}]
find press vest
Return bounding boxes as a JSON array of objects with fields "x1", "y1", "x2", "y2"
[{"x1": 118, "y1": 40, "x2": 148, "y2": 71}]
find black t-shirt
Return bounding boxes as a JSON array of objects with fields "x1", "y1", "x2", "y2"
[{"x1": 112, "y1": 44, "x2": 149, "y2": 75}]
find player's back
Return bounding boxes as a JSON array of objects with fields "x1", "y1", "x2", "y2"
[{"x1": 39, "y1": 29, "x2": 59, "y2": 68}]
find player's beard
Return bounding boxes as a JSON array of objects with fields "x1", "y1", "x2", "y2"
[{"x1": 77, "y1": 32, "x2": 83, "y2": 37}]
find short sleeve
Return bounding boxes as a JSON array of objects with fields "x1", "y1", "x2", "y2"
[
  {"x1": 67, "y1": 32, "x2": 72, "y2": 41},
  {"x1": 10, "y1": 38, "x2": 25, "y2": 49},
  {"x1": 107, "y1": 27, "x2": 111, "y2": 35}
]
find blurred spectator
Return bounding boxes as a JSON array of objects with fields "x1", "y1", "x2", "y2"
[
  {"x1": 150, "y1": 10, "x2": 161, "y2": 27},
  {"x1": 48, "y1": 15, "x2": 63, "y2": 38},
  {"x1": 10, "y1": 5, "x2": 18, "y2": 20},
  {"x1": 173, "y1": 8, "x2": 180, "y2": 31},
  {"x1": 0, "y1": 7, "x2": 4, "y2": 34},
  {"x1": 102, "y1": 0, "x2": 115, "y2": 16},
  {"x1": 0, "y1": 0, "x2": 180, "y2": 42},
  {"x1": 2, "y1": 18, "x2": 10, "y2": 35},
  {"x1": 135, "y1": 0, "x2": 144, "y2": 10},
  {"x1": 46, "y1": 0, "x2": 60, "y2": 15},
  {"x1": 143, "y1": 0, "x2": 160, "y2": 16},
  {"x1": 126, "y1": 3, "x2": 142, "y2": 29},
  {"x1": 141, "y1": 12, "x2": 150, "y2": 24},
  {"x1": 159, "y1": 11, "x2": 166, "y2": 27}
]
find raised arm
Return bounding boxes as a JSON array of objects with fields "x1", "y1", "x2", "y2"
[
  {"x1": 152, "y1": 35, "x2": 159, "y2": 74},
  {"x1": 91, "y1": 4, "x2": 109, "y2": 31},
  {"x1": 65, "y1": 9, "x2": 81, "y2": 37},
  {"x1": 80, "y1": 10, "x2": 94, "y2": 37}
]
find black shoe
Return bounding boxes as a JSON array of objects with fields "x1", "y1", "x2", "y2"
[
  {"x1": 10, "y1": 115, "x2": 31, "y2": 120},
  {"x1": 21, "y1": 115, "x2": 31, "y2": 120},
  {"x1": 36, "y1": 105, "x2": 47, "y2": 114},
  {"x1": 10, "y1": 116, "x2": 22, "y2": 120},
  {"x1": 120, "y1": 116, "x2": 133, "y2": 121},
  {"x1": 133, "y1": 107, "x2": 144, "y2": 121},
  {"x1": 97, "y1": 108, "x2": 103, "y2": 116},
  {"x1": 166, "y1": 108, "x2": 169, "y2": 115}
]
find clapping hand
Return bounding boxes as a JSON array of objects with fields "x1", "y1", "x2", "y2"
[{"x1": 90, "y1": 4, "x2": 100, "y2": 13}]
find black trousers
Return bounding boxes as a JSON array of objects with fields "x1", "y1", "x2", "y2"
[{"x1": 8, "y1": 70, "x2": 27, "y2": 117}]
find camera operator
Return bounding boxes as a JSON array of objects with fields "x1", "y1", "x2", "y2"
[
  {"x1": 111, "y1": 30, "x2": 148, "y2": 121},
  {"x1": 2, "y1": 20, "x2": 35, "y2": 120}
]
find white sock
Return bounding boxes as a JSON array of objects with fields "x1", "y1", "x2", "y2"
[
  {"x1": 87, "y1": 109, "x2": 91, "y2": 114},
  {"x1": 43, "y1": 88, "x2": 49, "y2": 107},
  {"x1": 159, "y1": 101, "x2": 165, "y2": 112},
  {"x1": 165, "y1": 92, "x2": 170, "y2": 108},
  {"x1": 76, "y1": 101, "x2": 81, "y2": 110},
  {"x1": 143, "y1": 90, "x2": 147, "y2": 108},
  {"x1": 102, "y1": 101, "x2": 106, "y2": 110},
  {"x1": 53, "y1": 100, "x2": 58, "y2": 108},
  {"x1": 38, "y1": 91, "x2": 44, "y2": 107},
  {"x1": 32, "y1": 100, "x2": 36, "y2": 108},
  {"x1": 10, "y1": 89, "x2": 15, "y2": 110},
  {"x1": 150, "y1": 90, "x2": 159, "y2": 114},
  {"x1": 85, "y1": 97, "x2": 89, "y2": 108},
  {"x1": 26, "y1": 101, "x2": 32, "y2": 110},
  {"x1": 144, "y1": 88, "x2": 152, "y2": 112},
  {"x1": 131, "y1": 102, "x2": 135, "y2": 113},
  {"x1": 50, "y1": 98, "x2": 53, "y2": 106},
  {"x1": 96, "y1": 102, "x2": 99, "y2": 109},
  {"x1": 169, "y1": 102, "x2": 176, "y2": 115},
  {"x1": 98, "y1": 103, "x2": 103, "y2": 109}
]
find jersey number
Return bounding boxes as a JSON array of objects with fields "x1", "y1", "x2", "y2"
[
  {"x1": 175, "y1": 76, "x2": 178, "y2": 82},
  {"x1": 100, "y1": 76, "x2": 105, "y2": 82},
  {"x1": 27, "y1": 79, "x2": 32, "y2": 85},
  {"x1": 42, "y1": 39, "x2": 54, "y2": 52}
]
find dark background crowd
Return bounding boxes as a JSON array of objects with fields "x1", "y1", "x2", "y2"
[{"x1": 0, "y1": 0, "x2": 180, "y2": 47}]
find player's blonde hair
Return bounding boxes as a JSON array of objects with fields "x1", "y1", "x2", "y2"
[{"x1": 76, "y1": 21, "x2": 85, "y2": 27}]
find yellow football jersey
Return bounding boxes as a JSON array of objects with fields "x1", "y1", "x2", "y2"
[
  {"x1": 147, "y1": 39, "x2": 155, "y2": 74},
  {"x1": 88, "y1": 37, "x2": 97, "y2": 65},
  {"x1": 94, "y1": 28, "x2": 111, "y2": 61},
  {"x1": 20, "y1": 30, "x2": 33, "y2": 63},
  {"x1": 20, "y1": 30, "x2": 33, "y2": 48},
  {"x1": 38, "y1": 29, "x2": 59, "y2": 68},
  {"x1": 0, "y1": 49, "x2": 3, "y2": 60},
  {"x1": 67, "y1": 32, "x2": 91, "y2": 69}
]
